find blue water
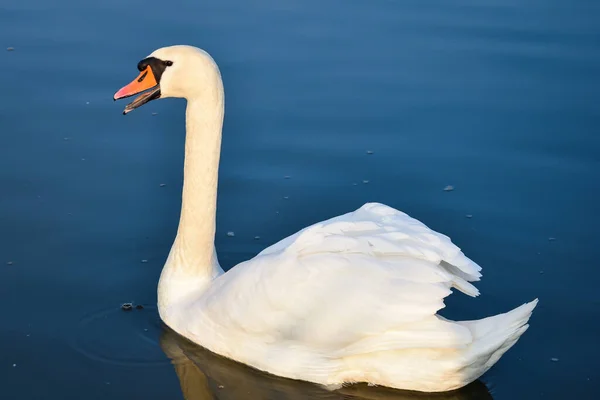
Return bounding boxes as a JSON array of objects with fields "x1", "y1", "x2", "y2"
[{"x1": 1, "y1": 0, "x2": 599, "y2": 399}]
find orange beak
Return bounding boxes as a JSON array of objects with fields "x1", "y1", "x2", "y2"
[{"x1": 114, "y1": 66, "x2": 161, "y2": 114}]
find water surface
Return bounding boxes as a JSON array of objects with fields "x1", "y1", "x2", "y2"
[{"x1": 1, "y1": 0, "x2": 599, "y2": 399}]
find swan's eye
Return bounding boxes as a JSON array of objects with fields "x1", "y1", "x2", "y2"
[{"x1": 164, "y1": 60, "x2": 173, "y2": 67}]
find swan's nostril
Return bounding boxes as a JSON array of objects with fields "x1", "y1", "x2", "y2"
[{"x1": 137, "y1": 70, "x2": 148, "y2": 83}]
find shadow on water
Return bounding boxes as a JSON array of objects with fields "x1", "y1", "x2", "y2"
[{"x1": 159, "y1": 326, "x2": 494, "y2": 400}]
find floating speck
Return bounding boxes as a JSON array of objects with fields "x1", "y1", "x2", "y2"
[
  {"x1": 366, "y1": 150, "x2": 374, "y2": 155},
  {"x1": 550, "y1": 357, "x2": 559, "y2": 362},
  {"x1": 226, "y1": 231, "x2": 235, "y2": 237},
  {"x1": 284, "y1": 175, "x2": 291, "y2": 179},
  {"x1": 352, "y1": 183, "x2": 358, "y2": 186},
  {"x1": 443, "y1": 185, "x2": 454, "y2": 192},
  {"x1": 12, "y1": 364, "x2": 16, "y2": 367},
  {"x1": 362, "y1": 180, "x2": 369, "y2": 184},
  {"x1": 548, "y1": 237, "x2": 556, "y2": 241},
  {"x1": 283, "y1": 196, "x2": 289, "y2": 200},
  {"x1": 81, "y1": 158, "x2": 86, "y2": 161},
  {"x1": 218, "y1": 385, "x2": 224, "y2": 389},
  {"x1": 6, "y1": 261, "x2": 13, "y2": 265},
  {"x1": 63, "y1": 137, "x2": 70, "y2": 141},
  {"x1": 121, "y1": 303, "x2": 133, "y2": 311},
  {"x1": 254, "y1": 236, "x2": 261, "y2": 240},
  {"x1": 143, "y1": 328, "x2": 148, "y2": 332},
  {"x1": 539, "y1": 270, "x2": 544, "y2": 274},
  {"x1": 152, "y1": 112, "x2": 158, "y2": 116},
  {"x1": 275, "y1": 211, "x2": 279, "y2": 214},
  {"x1": 465, "y1": 214, "x2": 472, "y2": 218},
  {"x1": 85, "y1": 101, "x2": 90, "y2": 105},
  {"x1": 7, "y1": 47, "x2": 14, "y2": 51},
  {"x1": 26, "y1": 334, "x2": 30, "y2": 337},
  {"x1": 135, "y1": 304, "x2": 144, "y2": 310},
  {"x1": 106, "y1": 382, "x2": 111, "y2": 385},
  {"x1": 159, "y1": 183, "x2": 166, "y2": 187},
  {"x1": 141, "y1": 259, "x2": 148, "y2": 263}
]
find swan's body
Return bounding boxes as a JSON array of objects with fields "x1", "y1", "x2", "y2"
[{"x1": 115, "y1": 45, "x2": 537, "y2": 393}]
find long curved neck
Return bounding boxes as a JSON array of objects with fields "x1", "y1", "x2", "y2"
[
  {"x1": 176, "y1": 96, "x2": 223, "y2": 268},
  {"x1": 158, "y1": 79, "x2": 225, "y2": 313}
]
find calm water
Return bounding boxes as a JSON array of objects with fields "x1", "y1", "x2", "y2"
[{"x1": 1, "y1": 0, "x2": 599, "y2": 399}]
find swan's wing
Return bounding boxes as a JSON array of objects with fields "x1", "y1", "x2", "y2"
[
  {"x1": 260, "y1": 202, "x2": 481, "y2": 284},
  {"x1": 196, "y1": 202, "x2": 482, "y2": 357}
]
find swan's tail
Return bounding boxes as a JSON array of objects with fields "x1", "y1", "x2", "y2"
[
  {"x1": 332, "y1": 299, "x2": 538, "y2": 392},
  {"x1": 457, "y1": 298, "x2": 538, "y2": 380}
]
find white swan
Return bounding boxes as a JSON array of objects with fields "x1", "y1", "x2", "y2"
[{"x1": 114, "y1": 45, "x2": 538, "y2": 393}]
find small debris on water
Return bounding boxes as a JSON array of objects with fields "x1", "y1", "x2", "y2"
[
  {"x1": 366, "y1": 150, "x2": 374, "y2": 155},
  {"x1": 143, "y1": 328, "x2": 148, "y2": 332},
  {"x1": 465, "y1": 214, "x2": 473, "y2": 219},
  {"x1": 284, "y1": 175, "x2": 291, "y2": 179},
  {"x1": 352, "y1": 182, "x2": 358, "y2": 186},
  {"x1": 121, "y1": 303, "x2": 133, "y2": 311},
  {"x1": 81, "y1": 158, "x2": 86, "y2": 161},
  {"x1": 63, "y1": 137, "x2": 70, "y2": 141},
  {"x1": 443, "y1": 185, "x2": 454, "y2": 192},
  {"x1": 135, "y1": 304, "x2": 144, "y2": 310},
  {"x1": 152, "y1": 112, "x2": 158, "y2": 116},
  {"x1": 283, "y1": 196, "x2": 289, "y2": 200},
  {"x1": 227, "y1": 231, "x2": 235, "y2": 237},
  {"x1": 550, "y1": 357, "x2": 559, "y2": 362},
  {"x1": 539, "y1": 270, "x2": 544, "y2": 274},
  {"x1": 548, "y1": 237, "x2": 556, "y2": 241},
  {"x1": 159, "y1": 183, "x2": 166, "y2": 187},
  {"x1": 7, "y1": 47, "x2": 14, "y2": 51},
  {"x1": 254, "y1": 236, "x2": 261, "y2": 240},
  {"x1": 85, "y1": 101, "x2": 90, "y2": 105},
  {"x1": 218, "y1": 385, "x2": 224, "y2": 389},
  {"x1": 12, "y1": 364, "x2": 16, "y2": 367},
  {"x1": 6, "y1": 261, "x2": 13, "y2": 265},
  {"x1": 141, "y1": 259, "x2": 148, "y2": 263},
  {"x1": 362, "y1": 180, "x2": 369, "y2": 184}
]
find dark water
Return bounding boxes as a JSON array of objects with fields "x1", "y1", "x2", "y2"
[{"x1": 1, "y1": 0, "x2": 599, "y2": 399}]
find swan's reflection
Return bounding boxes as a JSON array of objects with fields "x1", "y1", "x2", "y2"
[{"x1": 159, "y1": 326, "x2": 493, "y2": 400}]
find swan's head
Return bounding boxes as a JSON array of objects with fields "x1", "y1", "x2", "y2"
[{"x1": 114, "y1": 45, "x2": 221, "y2": 114}]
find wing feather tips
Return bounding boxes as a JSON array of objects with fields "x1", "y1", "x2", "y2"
[
  {"x1": 450, "y1": 274, "x2": 480, "y2": 297},
  {"x1": 358, "y1": 202, "x2": 483, "y2": 271}
]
